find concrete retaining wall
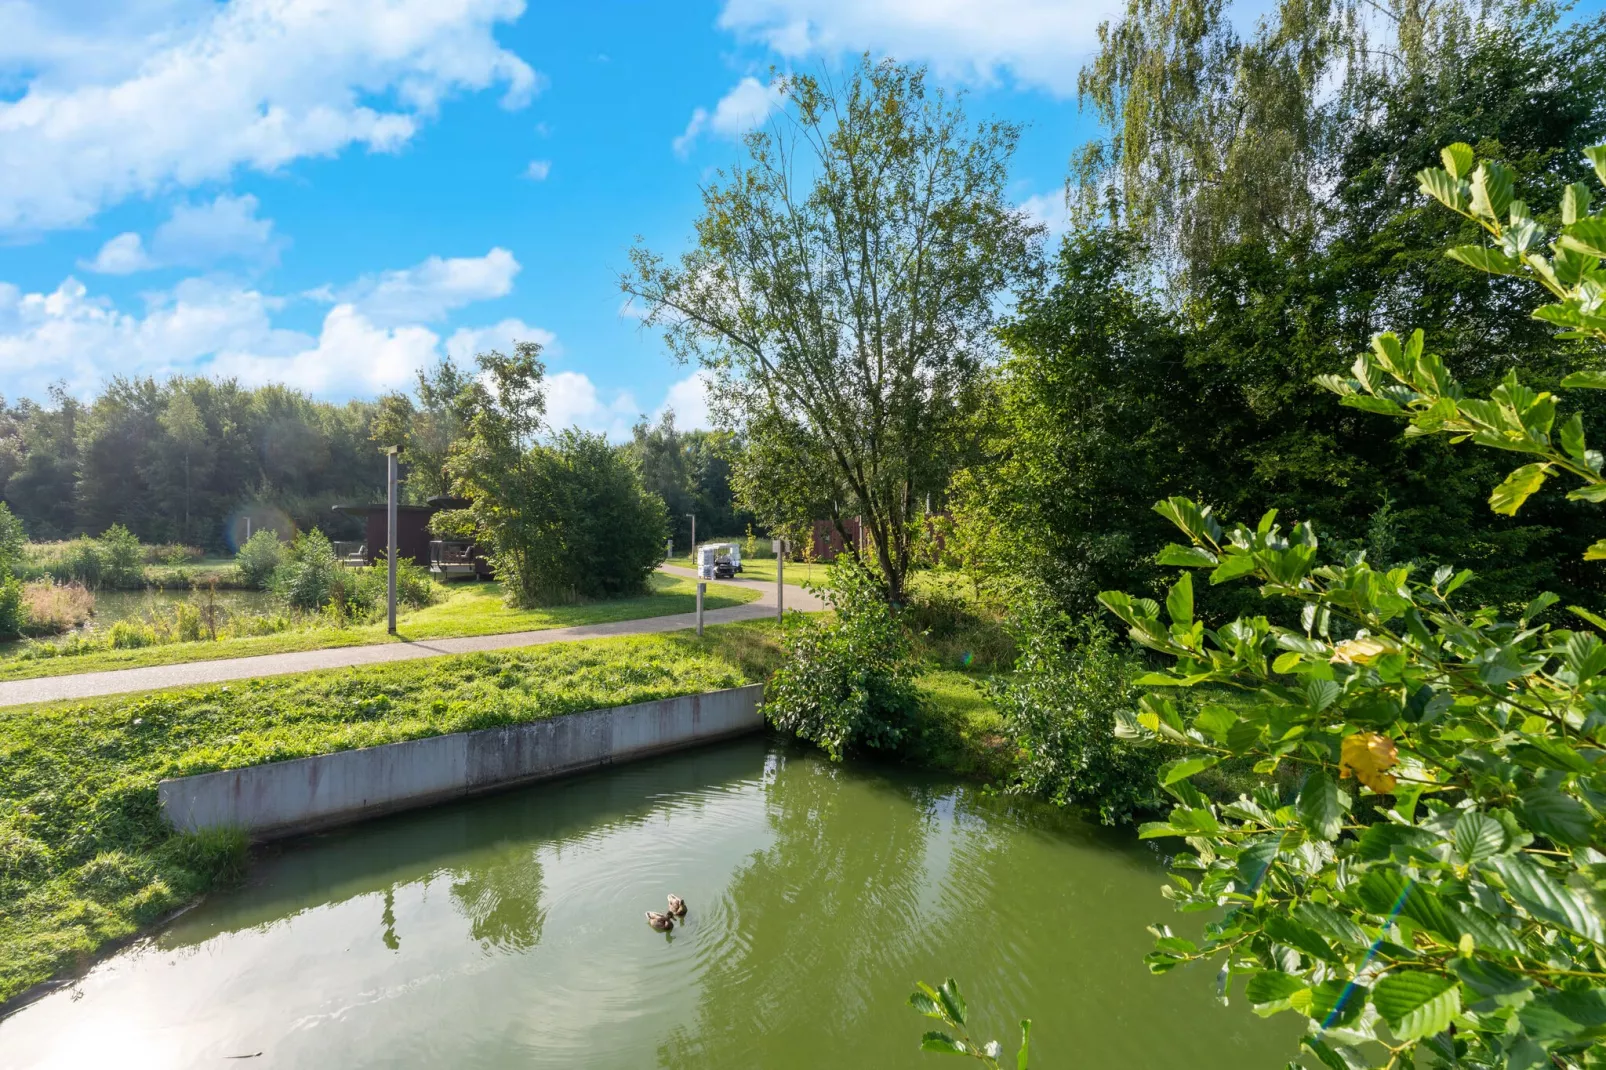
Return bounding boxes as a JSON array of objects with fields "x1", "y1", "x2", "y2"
[{"x1": 158, "y1": 684, "x2": 764, "y2": 840}]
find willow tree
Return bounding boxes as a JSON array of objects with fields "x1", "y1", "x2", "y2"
[{"x1": 623, "y1": 57, "x2": 1039, "y2": 599}]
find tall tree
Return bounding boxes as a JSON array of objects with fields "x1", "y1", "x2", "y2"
[{"x1": 623, "y1": 56, "x2": 1039, "y2": 598}]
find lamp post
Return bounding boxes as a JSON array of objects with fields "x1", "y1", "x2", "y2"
[
  {"x1": 385, "y1": 446, "x2": 398, "y2": 634},
  {"x1": 687, "y1": 514, "x2": 696, "y2": 569}
]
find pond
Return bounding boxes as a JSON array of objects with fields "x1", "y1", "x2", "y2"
[
  {"x1": 84, "y1": 587, "x2": 278, "y2": 632},
  {"x1": 0, "y1": 739, "x2": 1298, "y2": 1068}
]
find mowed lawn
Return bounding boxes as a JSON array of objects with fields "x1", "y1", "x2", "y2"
[
  {"x1": 665, "y1": 555, "x2": 828, "y2": 586},
  {"x1": 0, "y1": 574, "x2": 759, "y2": 683}
]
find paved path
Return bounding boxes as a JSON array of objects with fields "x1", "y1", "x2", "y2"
[{"x1": 0, "y1": 569, "x2": 824, "y2": 709}]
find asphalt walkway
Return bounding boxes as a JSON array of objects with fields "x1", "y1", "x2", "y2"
[{"x1": 0, "y1": 567, "x2": 824, "y2": 709}]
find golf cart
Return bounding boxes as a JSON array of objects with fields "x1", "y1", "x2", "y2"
[{"x1": 697, "y1": 542, "x2": 743, "y2": 579}]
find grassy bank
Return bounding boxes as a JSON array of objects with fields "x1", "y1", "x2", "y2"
[
  {"x1": 665, "y1": 555, "x2": 827, "y2": 586},
  {"x1": 0, "y1": 626, "x2": 768, "y2": 1005},
  {"x1": 0, "y1": 574, "x2": 759, "y2": 683},
  {"x1": 0, "y1": 611, "x2": 1005, "y2": 1006}
]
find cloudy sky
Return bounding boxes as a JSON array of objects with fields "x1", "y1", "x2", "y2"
[{"x1": 0, "y1": 0, "x2": 1202, "y2": 436}]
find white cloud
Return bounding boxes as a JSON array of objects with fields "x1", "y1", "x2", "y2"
[
  {"x1": 83, "y1": 232, "x2": 156, "y2": 275},
  {"x1": 83, "y1": 192, "x2": 281, "y2": 274},
  {"x1": 544, "y1": 370, "x2": 638, "y2": 438},
  {"x1": 0, "y1": 0, "x2": 540, "y2": 233},
  {"x1": 0, "y1": 254, "x2": 547, "y2": 401},
  {"x1": 445, "y1": 317, "x2": 558, "y2": 363},
  {"x1": 1019, "y1": 189, "x2": 1070, "y2": 239},
  {"x1": 328, "y1": 248, "x2": 520, "y2": 326},
  {"x1": 524, "y1": 159, "x2": 551, "y2": 180},
  {"x1": 716, "y1": 0, "x2": 1122, "y2": 96},
  {"x1": 674, "y1": 76, "x2": 786, "y2": 156},
  {"x1": 210, "y1": 305, "x2": 440, "y2": 397},
  {"x1": 657, "y1": 370, "x2": 714, "y2": 430}
]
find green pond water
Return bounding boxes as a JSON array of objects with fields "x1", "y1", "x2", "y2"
[
  {"x1": 0, "y1": 739, "x2": 1298, "y2": 1068},
  {"x1": 87, "y1": 588, "x2": 277, "y2": 631}
]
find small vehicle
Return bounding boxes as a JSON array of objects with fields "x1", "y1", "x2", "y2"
[
  {"x1": 712, "y1": 553, "x2": 737, "y2": 580},
  {"x1": 699, "y1": 542, "x2": 744, "y2": 575}
]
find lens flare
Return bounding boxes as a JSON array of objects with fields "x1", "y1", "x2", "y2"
[{"x1": 224, "y1": 504, "x2": 295, "y2": 552}]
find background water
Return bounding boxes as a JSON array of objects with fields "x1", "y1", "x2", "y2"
[
  {"x1": 0, "y1": 738, "x2": 1299, "y2": 1068},
  {"x1": 87, "y1": 588, "x2": 277, "y2": 631}
]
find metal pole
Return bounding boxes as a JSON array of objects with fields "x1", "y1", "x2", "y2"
[
  {"x1": 687, "y1": 514, "x2": 695, "y2": 567},
  {"x1": 386, "y1": 447, "x2": 398, "y2": 634},
  {"x1": 776, "y1": 539, "x2": 784, "y2": 622},
  {"x1": 696, "y1": 581, "x2": 705, "y2": 636}
]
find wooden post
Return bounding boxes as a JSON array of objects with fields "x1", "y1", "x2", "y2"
[
  {"x1": 386, "y1": 447, "x2": 398, "y2": 635},
  {"x1": 696, "y1": 581, "x2": 705, "y2": 636}
]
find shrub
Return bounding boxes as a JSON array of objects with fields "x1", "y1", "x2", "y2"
[
  {"x1": 107, "y1": 619, "x2": 157, "y2": 649},
  {"x1": 349, "y1": 555, "x2": 438, "y2": 614},
  {"x1": 19, "y1": 582, "x2": 94, "y2": 636},
  {"x1": 0, "y1": 570, "x2": 21, "y2": 640},
  {"x1": 762, "y1": 556, "x2": 922, "y2": 760},
  {"x1": 0, "y1": 503, "x2": 24, "y2": 570},
  {"x1": 993, "y1": 602, "x2": 1166, "y2": 825},
  {"x1": 59, "y1": 538, "x2": 103, "y2": 588},
  {"x1": 442, "y1": 347, "x2": 669, "y2": 607},
  {"x1": 96, "y1": 525, "x2": 145, "y2": 589},
  {"x1": 235, "y1": 529, "x2": 284, "y2": 589},
  {"x1": 269, "y1": 529, "x2": 342, "y2": 611}
]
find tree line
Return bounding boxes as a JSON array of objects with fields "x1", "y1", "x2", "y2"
[{"x1": 0, "y1": 372, "x2": 751, "y2": 557}]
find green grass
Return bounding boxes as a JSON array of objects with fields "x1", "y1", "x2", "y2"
[
  {"x1": 0, "y1": 574, "x2": 759, "y2": 683},
  {"x1": 0, "y1": 623, "x2": 781, "y2": 1006}
]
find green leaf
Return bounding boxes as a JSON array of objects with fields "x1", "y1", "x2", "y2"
[
  {"x1": 1245, "y1": 970, "x2": 1306, "y2": 1009},
  {"x1": 1588, "y1": 145, "x2": 1606, "y2": 187},
  {"x1": 1293, "y1": 901, "x2": 1369, "y2": 948},
  {"x1": 1518, "y1": 787, "x2": 1596, "y2": 846},
  {"x1": 1446, "y1": 245, "x2": 1522, "y2": 275},
  {"x1": 1264, "y1": 915, "x2": 1338, "y2": 964},
  {"x1": 1451, "y1": 811, "x2": 1506, "y2": 864},
  {"x1": 1297, "y1": 770, "x2": 1346, "y2": 841},
  {"x1": 920, "y1": 1031, "x2": 967, "y2": 1055},
  {"x1": 1166, "y1": 572, "x2": 1193, "y2": 626},
  {"x1": 1561, "y1": 370, "x2": 1606, "y2": 390},
  {"x1": 1569, "y1": 605, "x2": 1606, "y2": 632},
  {"x1": 1470, "y1": 161, "x2": 1513, "y2": 221},
  {"x1": 1560, "y1": 412, "x2": 1587, "y2": 459},
  {"x1": 1161, "y1": 755, "x2": 1220, "y2": 786},
  {"x1": 1561, "y1": 217, "x2": 1606, "y2": 259},
  {"x1": 1563, "y1": 181, "x2": 1593, "y2": 225},
  {"x1": 1155, "y1": 543, "x2": 1218, "y2": 568},
  {"x1": 1489, "y1": 463, "x2": 1549, "y2": 515},
  {"x1": 1441, "y1": 143, "x2": 1474, "y2": 179},
  {"x1": 1016, "y1": 1020, "x2": 1031, "y2": 1070},
  {"x1": 1417, "y1": 167, "x2": 1467, "y2": 212},
  {"x1": 909, "y1": 989, "x2": 944, "y2": 1019},
  {"x1": 1487, "y1": 854, "x2": 1605, "y2": 942},
  {"x1": 935, "y1": 978, "x2": 967, "y2": 1026},
  {"x1": 1587, "y1": 539, "x2": 1606, "y2": 562},
  {"x1": 1370, "y1": 972, "x2": 1460, "y2": 1041},
  {"x1": 1210, "y1": 553, "x2": 1259, "y2": 585}
]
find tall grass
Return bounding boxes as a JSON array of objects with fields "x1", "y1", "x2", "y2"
[{"x1": 18, "y1": 581, "x2": 94, "y2": 635}]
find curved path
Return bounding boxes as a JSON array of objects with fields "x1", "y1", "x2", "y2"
[{"x1": 0, "y1": 567, "x2": 824, "y2": 709}]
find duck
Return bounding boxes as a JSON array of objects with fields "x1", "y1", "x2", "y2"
[
  {"x1": 667, "y1": 894, "x2": 687, "y2": 918},
  {"x1": 645, "y1": 910, "x2": 675, "y2": 932}
]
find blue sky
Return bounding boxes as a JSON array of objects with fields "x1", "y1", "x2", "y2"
[
  {"x1": 3, "y1": 0, "x2": 1583, "y2": 437},
  {"x1": 0, "y1": 0, "x2": 1114, "y2": 435}
]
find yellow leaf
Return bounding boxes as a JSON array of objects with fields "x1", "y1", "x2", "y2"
[
  {"x1": 1330, "y1": 637, "x2": 1394, "y2": 665},
  {"x1": 1340, "y1": 732, "x2": 1399, "y2": 793}
]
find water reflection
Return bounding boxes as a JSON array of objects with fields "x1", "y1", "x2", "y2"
[{"x1": 0, "y1": 739, "x2": 1298, "y2": 1070}]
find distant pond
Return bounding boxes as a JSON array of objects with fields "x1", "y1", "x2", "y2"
[
  {"x1": 82, "y1": 587, "x2": 278, "y2": 632},
  {"x1": 0, "y1": 738, "x2": 1298, "y2": 1069}
]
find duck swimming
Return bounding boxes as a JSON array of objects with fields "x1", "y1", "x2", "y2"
[
  {"x1": 646, "y1": 910, "x2": 675, "y2": 931},
  {"x1": 667, "y1": 894, "x2": 687, "y2": 918}
]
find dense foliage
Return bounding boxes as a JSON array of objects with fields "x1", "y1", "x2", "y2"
[
  {"x1": 1090, "y1": 138, "x2": 1606, "y2": 1070},
  {"x1": 762, "y1": 556, "x2": 923, "y2": 760},
  {"x1": 961, "y1": 0, "x2": 1606, "y2": 626},
  {"x1": 0, "y1": 378, "x2": 389, "y2": 549},
  {"x1": 993, "y1": 605, "x2": 1166, "y2": 825},
  {"x1": 625, "y1": 56, "x2": 1039, "y2": 598},
  {"x1": 625, "y1": 410, "x2": 755, "y2": 551}
]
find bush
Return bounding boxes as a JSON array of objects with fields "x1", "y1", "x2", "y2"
[
  {"x1": 993, "y1": 602, "x2": 1167, "y2": 825},
  {"x1": 0, "y1": 570, "x2": 21, "y2": 640},
  {"x1": 19, "y1": 582, "x2": 94, "y2": 636},
  {"x1": 0, "y1": 503, "x2": 24, "y2": 570},
  {"x1": 442, "y1": 347, "x2": 669, "y2": 607},
  {"x1": 349, "y1": 554, "x2": 439, "y2": 614},
  {"x1": 234, "y1": 529, "x2": 284, "y2": 589},
  {"x1": 269, "y1": 529, "x2": 342, "y2": 611},
  {"x1": 762, "y1": 556, "x2": 922, "y2": 760},
  {"x1": 96, "y1": 525, "x2": 145, "y2": 589},
  {"x1": 107, "y1": 619, "x2": 157, "y2": 649}
]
